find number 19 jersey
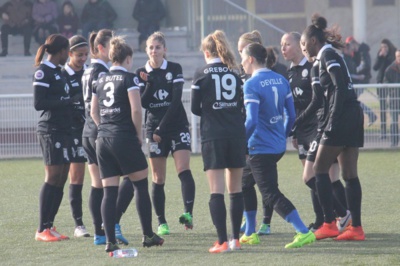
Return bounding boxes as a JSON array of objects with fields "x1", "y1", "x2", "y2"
[{"x1": 191, "y1": 58, "x2": 245, "y2": 142}]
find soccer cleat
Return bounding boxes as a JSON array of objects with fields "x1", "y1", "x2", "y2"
[
  {"x1": 157, "y1": 223, "x2": 170, "y2": 236},
  {"x1": 239, "y1": 233, "x2": 260, "y2": 245},
  {"x1": 335, "y1": 226, "x2": 365, "y2": 241},
  {"x1": 308, "y1": 223, "x2": 322, "y2": 232},
  {"x1": 35, "y1": 229, "x2": 60, "y2": 242},
  {"x1": 337, "y1": 210, "x2": 352, "y2": 233},
  {"x1": 257, "y1": 223, "x2": 271, "y2": 235},
  {"x1": 208, "y1": 241, "x2": 230, "y2": 253},
  {"x1": 142, "y1": 233, "x2": 164, "y2": 247},
  {"x1": 240, "y1": 217, "x2": 246, "y2": 233},
  {"x1": 179, "y1": 212, "x2": 193, "y2": 230},
  {"x1": 50, "y1": 227, "x2": 70, "y2": 240},
  {"x1": 94, "y1": 234, "x2": 107, "y2": 245},
  {"x1": 314, "y1": 221, "x2": 339, "y2": 240},
  {"x1": 285, "y1": 230, "x2": 316, "y2": 248},
  {"x1": 74, "y1": 225, "x2": 90, "y2": 237},
  {"x1": 229, "y1": 239, "x2": 242, "y2": 251},
  {"x1": 115, "y1": 224, "x2": 129, "y2": 245},
  {"x1": 105, "y1": 242, "x2": 120, "y2": 252}
]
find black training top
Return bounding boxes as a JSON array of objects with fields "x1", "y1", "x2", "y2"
[
  {"x1": 82, "y1": 59, "x2": 109, "y2": 138},
  {"x1": 316, "y1": 44, "x2": 358, "y2": 132},
  {"x1": 33, "y1": 60, "x2": 72, "y2": 134},
  {"x1": 94, "y1": 66, "x2": 140, "y2": 138},
  {"x1": 191, "y1": 58, "x2": 245, "y2": 142},
  {"x1": 136, "y1": 59, "x2": 188, "y2": 138},
  {"x1": 62, "y1": 64, "x2": 85, "y2": 131}
]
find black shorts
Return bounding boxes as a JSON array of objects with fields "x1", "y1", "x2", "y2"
[
  {"x1": 321, "y1": 105, "x2": 364, "y2": 147},
  {"x1": 82, "y1": 137, "x2": 97, "y2": 165},
  {"x1": 38, "y1": 133, "x2": 71, "y2": 165},
  {"x1": 146, "y1": 127, "x2": 191, "y2": 158},
  {"x1": 96, "y1": 136, "x2": 148, "y2": 179},
  {"x1": 70, "y1": 130, "x2": 87, "y2": 163},
  {"x1": 201, "y1": 138, "x2": 246, "y2": 171},
  {"x1": 296, "y1": 129, "x2": 317, "y2": 160},
  {"x1": 307, "y1": 132, "x2": 339, "y2": 163}
]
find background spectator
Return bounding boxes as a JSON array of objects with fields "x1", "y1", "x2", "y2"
[
  {"x1": 0, "y1": 0, "x2": 33, "y2": 56},
  {"x1": 133, "y1": 0, "x2": 166, "y2": 52},
  {"x1": 81, "y1": 0, "x2": 116, "y2": 39},
  {"x1": 32, "y1": 0, "x2": 58, "y2": 45},
  {"x1": 58, "y1": 1, "x2": 78, "y2": 39},
  {"x1": 383, "y1": 49, "x2": 400, "y2": 147},
  {"x1": 346, "y1": 36, "x2": 377, "y2": 126},
  {"x1": 373, "y1": 39, "x2": 397, "y2": 139}
]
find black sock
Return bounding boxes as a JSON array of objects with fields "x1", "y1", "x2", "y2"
[
  {"x1": 315, "y1": 174, "x2": 335, "y2": 223},
  {"x1": 152, "y1": 182, "x2": 166, "y2": 224},
  {"x1": 48, "y1": 186, "x2": 64, "y2": 228},
  {"x1": 242, "y1": 185, "x2": 257, "y2": 211},
  {"x1": 332, "y1": 180, "x2": 348, "y2": 216},
  {"x1": 178, "y1": 170, "x2": 195, "y2": 215},
  {"x1": 89, "y1": 187, "x2": 104, "y2": 236},
  {"x1": 101, "y1": 186, "x2": 118, "y2": 244},
  {"x1": 133, "y1": 178, "x2": 153, "y2": 236},
  {"x1": 345, "y1": 177, "x2": 362, "y2": 227},
  {"x1": 262, "y1": 205, "x2": 273, "y2": 224},
  {"x1": 39, "y1": 183, "x2": 56, "y2": 232},
  {"x1": 306, "y1": 178, "x2": 324, "y2": 226},
  {"x1": 115, "y1": 177, "x2": 134, "y2": 224},
  {"x1": 69, "y1": 184, "x2": 84, "y2": 226},
  {"x1": 229, "y1": 192, "x2": 243, "y2": 240},
  {"x1": 209, "y1": 193, "x2": 227, "y2": 244}
]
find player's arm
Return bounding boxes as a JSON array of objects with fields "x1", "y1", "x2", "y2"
[
  {"x1": 128, "y1": 89, "x2": 143, "y2": 144},
  {"x1": 243, "y1": 81, "x2": 259, "y2": 140},
  {"x1": 284, "y1": 93, "x2": 296, "y2": 138},
  {"x1": 138, "y1": 71, "x2": 155, "y2": 109},
  {"x1": 191, "y1": 70, "x2": 202, "y2": 116},
  {"x1": 90, "y1": 92, "x2": 100, "y2": 126},
  {"x1": 33, "y1": 75, "x2": 71, "y2": 111}
]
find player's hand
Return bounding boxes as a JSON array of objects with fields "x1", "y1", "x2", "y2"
[{"x1": 153, "y1": 133, "x2": 161, "y2": 143}]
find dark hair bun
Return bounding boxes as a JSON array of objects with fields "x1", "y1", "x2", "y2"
[{"x1": 311, "y1": 13, "x2": 327, "y2": 30}]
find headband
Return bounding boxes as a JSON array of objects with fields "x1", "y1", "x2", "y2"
[{"x1": 70, "y1": 42, "x2": 88, "y2": 51}]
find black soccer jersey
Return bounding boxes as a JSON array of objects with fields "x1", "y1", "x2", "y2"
[
  {"x1": 94, "y1": 66, "x2": 140, "y2": 138},
  {"x1": 62, "y1": 64, "x2": 85, "y2": 131},
  {"x1": 287, "y1": 57, "x2": 318, "y2": 137},
  {"x1": 191, "y1": 58, "x2": 245, "y2": 142},
  {"x1": 33, "y1": 60, "x2": 72, "y2": 134},
  {"x1": 82, "y1": 59, "x2": 109, "y2": 138},
  {"x1": 136, "y1": 59, "x2": 188, "y2": 137},
  {"x1": 316, "y1": 44, "x2": 358, "y2": 132}
]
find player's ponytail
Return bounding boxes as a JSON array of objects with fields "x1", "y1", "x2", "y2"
[
  {"x1": 34, "y1": 34, "x2": 69, "y2": 66},
  {"x1": 109, "y1": 36, "x2": 133, "y2": 64},
  {"x1": 239, "y1": 30, "x2": 263, "y2": 46},
  {"x1": 202, "y1": 30, "x2": 238, "y2": 71},
  {"x1": 304, "y1": 13, "x2": 344, "y2": 49}
]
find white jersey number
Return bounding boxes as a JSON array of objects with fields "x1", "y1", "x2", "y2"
[
  {"x1": 212, "y1": 74, "x2": 236, "y2": 100},
  {"x1": 102, "y1": 82, "x2": 115, "y2": 107}
]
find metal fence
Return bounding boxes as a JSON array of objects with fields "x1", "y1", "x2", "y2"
[{"x1": 0, "y1": 85, "x2": 399, "y2": 159}]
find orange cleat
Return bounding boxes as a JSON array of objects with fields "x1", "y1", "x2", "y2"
[
  {"x1": 35, "y1": 229, "x2": 60, "y2": 242},
  {"x1": 208, "y1": 241, "x2": 230, "y2": 253},
  {"x1": 335, "y1": 226, "x2": 365, "y2": 241},
  {"x1": 50, "y1": 227, "x2": 70, "y2": 240},
  {"x1": 314, "y1": 221, "x2": 339, "y2": 240}
]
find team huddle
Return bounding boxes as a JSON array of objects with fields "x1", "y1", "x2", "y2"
[{"x1": 32, "y1": 13, "x2": 365, "y2": 254}]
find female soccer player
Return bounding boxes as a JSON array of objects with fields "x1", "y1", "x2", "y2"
[
  {"x1": 241, "y1": 42, "x2": 316, "y2": 248},
  {"x1": 82, "y1": 29, "x2": 132, "y2": 245},
  {"x1": 61, "y1": 35, "x2": 90, "y2": 237},
  {"x1": 301, "y1": 14, "x2": 365, "y2": 241},
  {"x1": 33, "y1": 34, "x2": 73, "y2": 242},
  {"x1": 136, "y1": 31, "x2": 196, "y2": 236},
  {"x1": 191, "y1": 30, "x2": 245, "y2": 253},
  {"x1": 282, "y1": 32, "x2": 350, "y2": 232},
  {"x1": 237, "y1": 30, "x2": 274, "y2": 237},
  {"x1": 91, "y1": 36, "x2": 163, "y2": 252}
]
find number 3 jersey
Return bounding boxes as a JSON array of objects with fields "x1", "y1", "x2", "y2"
[
  {"x1": 191, "y1": 58, "x2": 245, "y2": 142},
  {"x1": 93, "y1": 66, "x2": 140, "y2": 138},
  {"x1": 136, "y1": 59, "x2": 188, "y2": 137}
]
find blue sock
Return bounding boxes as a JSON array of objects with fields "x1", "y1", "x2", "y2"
[
  {"x1": 244, "y1": 210, "x2": 257, "y2": 236},
  {"x1": 285, "y1": 209, "x2": 308, "y2": 234}
]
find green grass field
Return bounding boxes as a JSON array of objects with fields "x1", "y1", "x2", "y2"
[{"x1": 0, "y1": 150, "x2": 399, "y2": 265}]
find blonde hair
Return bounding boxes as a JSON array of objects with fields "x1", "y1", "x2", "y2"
[
  {"x1": 89, "y1": 29, "x2": 113, "y2": 58},
  {"x1": 201, "y1": 30, "x2": 238, "y2": 70},
  {"x1": 109, "y1": 36, "x2": 133, "y2": 64},
  {"x1": 146, "y1": 31, "x2": 167, "y2": 59},
  {"x1": 239, "y1": 30, "x2": 263, "y2": 46}
]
